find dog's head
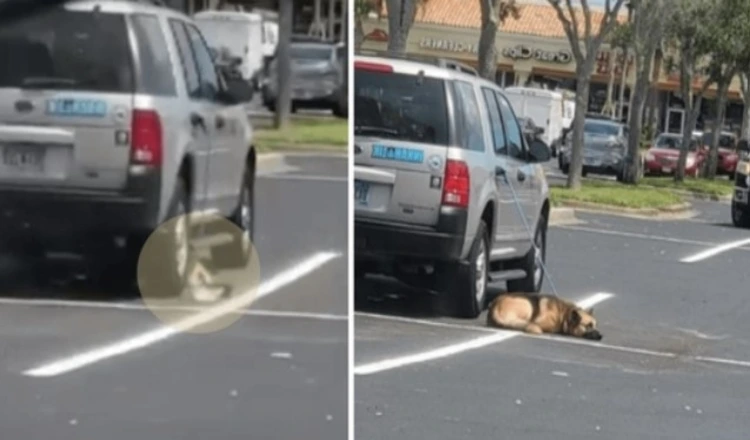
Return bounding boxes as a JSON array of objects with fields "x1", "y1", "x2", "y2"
[{"x1": 565, "y1": 307, "x2": 602, "y2": 341}]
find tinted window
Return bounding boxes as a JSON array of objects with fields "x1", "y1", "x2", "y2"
[
  {"x1": 702, "y1": 132, "x2": 735, "y2": 148},
  {"x1": 354, "y1": 70, "x2": 449, "y2": 145},
  {"x1": 452, "y1": 81, "x2": 485, "y2": 152},
  {"x1": 482, "y1": 88, "x2": 507, "y2": 154},
  {"x1": 496, "y1": 92, "x2": 525, "y2": 160},
  {"x1": 655, "y1": 135, "x2": 699, "y2": 150},
  {"x1": 184, "y1": 24, "x2": 219, "y2": 101},
  {"x1": 169, "y1": 20, "x2": 201, "y2": 98},
  {"x1": 584, "y1": 121, "x2": 620, "y2": 136},
  {"x1": 131, "y1": 14, "x2": 175, "y2": 96},
  {"x1": 291, "y1": 45, "x2": 332, "y2": 60},
  {"x1": 0, "y1": 8, "x2": 133, "y2": 93}
]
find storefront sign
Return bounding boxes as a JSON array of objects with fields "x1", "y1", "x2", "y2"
[
  {"x1": 419, "y1": 37, "x2": 478, "y2": 54},
  {"x1": 502, "y1": 45, "x2": 572, "y2": 64}
]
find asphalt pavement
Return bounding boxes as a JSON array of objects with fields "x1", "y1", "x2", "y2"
[
  {"x1": 354, "y1": 196, "x2": 750, "y2": 439},
  {"x1": 0, "y1": 153, "x2": 348, "y2": 439}
]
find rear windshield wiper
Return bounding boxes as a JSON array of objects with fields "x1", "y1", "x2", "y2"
[
  {"x1": 355, "y1": 125, "x2": 399, "y2": 137},
  {"x1": 21, "y1": 77, "x2": 80, "y2": 88}
]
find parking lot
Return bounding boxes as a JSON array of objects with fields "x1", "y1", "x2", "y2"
[
  {"x1": 0, "y1": 153, "x2": 348, "y2": 440},
  {"x1": 354, "y1": 197, "x2": 750, "y2": 439}
]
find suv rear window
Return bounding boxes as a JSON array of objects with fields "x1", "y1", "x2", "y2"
[
  {"x1": 0, "y1": 7, "x2": 134, "y2": 93},
  {"x1": 355, "y1": 69, "x2": 449, "y2": 145}
]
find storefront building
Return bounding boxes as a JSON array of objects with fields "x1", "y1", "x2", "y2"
[{"x1": 359, "y1": 0, "x2": 745, "y2": 135}]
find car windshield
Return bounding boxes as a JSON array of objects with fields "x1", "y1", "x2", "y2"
[
  {"x1": 290, "y1": 45, "x2": 333, "y2": 61},
  {"x1": 656, "y1": 135, "x2": 699, "y2": 151},
  {"x1": 701, "y1": 132, "x2": 735, "y2": 148},
  {"x1": 0, "y1": 7, "x2": 133, "y2": 93},
  {"x1": 584, "y1": 120, "x2": 620, "y2": 136},
  {"x1": 354, "y1": 69, "x2": 449, "y2": 145}
]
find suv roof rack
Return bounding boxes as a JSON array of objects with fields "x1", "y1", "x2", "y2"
[{"x1": 355, "y1": 50, "x2": 479, "y2": 77}]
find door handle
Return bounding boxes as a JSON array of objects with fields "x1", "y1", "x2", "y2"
[
  {"x1": 190, "y1": 112, "x2": 205, "y2": 128},
  {"x1": 517, "y1": 169, "x2": 527, "y2": 182},
  {"x1": 495, "y1": 166, "x2": 506, "y2": 177},
  {"x1": 215, "y1": 115, "x2": 226, "y2": 129}
]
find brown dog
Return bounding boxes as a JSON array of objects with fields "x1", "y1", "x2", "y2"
[{"x1": 486, "y1": 293, "x2": 602, "y2": 340}]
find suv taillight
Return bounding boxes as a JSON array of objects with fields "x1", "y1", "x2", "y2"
[
  {"x1": 442, "y1": 159, "x2": 470, "y2": 208},
  {"x1": 131, "y1": 109, "x2": 163, "y2": 167}
]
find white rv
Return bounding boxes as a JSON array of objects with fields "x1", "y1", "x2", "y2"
[
  {"x1": 193, "y1": 10, "x2": 265, "y2": 89},
  {"x1": 503, "y1": 87, "x2": 566, "y2": 149}
]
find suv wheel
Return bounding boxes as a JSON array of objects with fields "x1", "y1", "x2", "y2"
[
  {"x1": 507, "y1": 212, "x2": 547, "y2": 293},
  {"x1": 446, "y1": 221, "x2": 489, "y2": 319},
  {"x1": 211, "y1": 166, "x2": 255, "y2": 268},
  {"x1": 732, "y1": 200, "x2": 750, "y2": 228}
]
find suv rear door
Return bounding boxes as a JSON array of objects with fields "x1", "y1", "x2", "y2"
[
  {"x1": 353, "y1": 60, "x2": 451, "y2": 227},
  {"x1": 0, "y1": 6, "x2": 138, "y2": 191}
]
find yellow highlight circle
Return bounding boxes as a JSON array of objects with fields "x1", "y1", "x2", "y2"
[{"x1": 136, "y1": 213, "x2": 260, "y2": 334}]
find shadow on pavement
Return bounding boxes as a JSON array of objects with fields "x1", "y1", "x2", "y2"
[
  {"x1": 355, "y1": 274, "x2": 506, "y2": 320},
  {"x1": 0, "y1": 253, "x2": 140, "y2": 302}
]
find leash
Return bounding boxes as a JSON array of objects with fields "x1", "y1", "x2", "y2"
[{"x1": 499, "y1": 164, "x2": 560, "y2": 298}]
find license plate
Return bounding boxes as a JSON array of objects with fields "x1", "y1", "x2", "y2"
[
  {"x1": 2, "y1": 146, "x2": 45, "y2": 173},
  {"x1": 355, "y1": 180, "x2": 370, "y2": 206},
  {"x1": 662, "y1": 166, "x2": 672, "y2": 173}
]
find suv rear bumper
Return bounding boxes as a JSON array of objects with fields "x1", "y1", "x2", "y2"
[
  {"x1": 0, "y1": 171, "x2": 161, "y2": 248},
  {"x1": 355, "y1": 207, "x2": 468, "y2": 262}
]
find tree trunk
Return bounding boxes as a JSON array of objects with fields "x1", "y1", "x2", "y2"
[
  {"x1": 567, "y1": 66, "x2": 593, "y2": 190},
  {"x1": 385, "y1": 0, "x2": 416, "y2": 55},
  {"x1": 354, "y1": 16, "x2": 365, "y2": 51},
  {"x1": 603, "y1": 52, "x2": 617, "y2": 117},
  {"x1": 675, "y1": 98, "x2": 702, "y2": 182},
  {"x1": 617, "y1": 49, "x2": 627, "y2": 121},
  {"x1": 274, "y1": 0, "x2": 293, "y2": 130},
  {"x1": 623, "y1": 54, "x2": 653, "y2": 183},
  {"x1": 740, "y1": 73, "x2": 750, "y2": 140},
  {"x1": 477, "y1": 0, "x2": 500, "y2": 80},
  {"x1": 706, "y1": 78, "x2": 731, "y2": 179}
]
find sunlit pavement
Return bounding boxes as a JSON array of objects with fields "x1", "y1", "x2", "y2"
[
  {"x1": 355, "y1": 201, "x2": 750, "y2": 440},
  {"x1": 0, "y1": 153, "x2": 348, "y2": 440}
]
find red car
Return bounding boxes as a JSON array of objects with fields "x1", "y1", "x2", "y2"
[
  {"x1": 699, "y1": 131, "x2": 740, "y2": 176},
  {"x1": 645, "y1": 133, "x2": 705, "y2": 177}
]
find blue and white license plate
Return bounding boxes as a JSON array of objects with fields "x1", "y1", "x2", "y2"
[{"x1": 355, "y1": 180, "x2": 370, "y2": 206}]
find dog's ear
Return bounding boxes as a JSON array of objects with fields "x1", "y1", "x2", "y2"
[{"x1": 569, "y1": 309, "x2": 581, "y2": 327}]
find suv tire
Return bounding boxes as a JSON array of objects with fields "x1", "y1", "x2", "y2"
[
  {"x1": 507, "y1": 212, "x2": 547, "y2": 293},
  {"x1": 446, "y1": 220, "x2": 489, "y2": 319},
  {"x1": 212, "y1": 165, "x2": 255, "y2": 269},
  {"x1": 139, "y1": 178, "x2": 194, "y2": 298},
  {"x1": 732, "y1": 200, "x2": 750, "y2": 228}
]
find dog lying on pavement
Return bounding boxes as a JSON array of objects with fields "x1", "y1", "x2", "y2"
[{"x1": 486, "y1": 293, "x2": 602, "y2": 341}]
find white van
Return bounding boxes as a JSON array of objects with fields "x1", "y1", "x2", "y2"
[
  {"x1": 503, "y1": 87, "x2": 566, "y2": 149},
  {"x1": 193, "y1": 10, "x2": 264, "y2": 88}
]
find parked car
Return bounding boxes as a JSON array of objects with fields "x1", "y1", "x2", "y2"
[
  {"x1": 354, "y1": 54, "x2": 552, "y2": 319},
  {"x1": 262, "y1": 39, "x2": 347, "y2": 118},
  {"x1": 0, "y1": 0, "x2": 256, "y2": 289},
  {"x1": 697, "y1": 130, "x2": 740, "y2": 176},
  {"x1": 732, "y1": 160, "x2": 750, "y2": 228},
  {"x1": 558, "y1": 118, "x2": 634, "y2": 181},
  {"x1": 644, "y1": 133, "x2": 705, "y2": 177}
]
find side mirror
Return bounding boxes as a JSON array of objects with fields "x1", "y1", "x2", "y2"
[
  {"x1": 534, "y1": 126, "x2": 545, "y2": 136},
  {"x1": 528, "y1": 139, "x2": 552, "y2": 163},
  {"x1": 217, "y1": 73, "x2": 253, "y2": 105}
]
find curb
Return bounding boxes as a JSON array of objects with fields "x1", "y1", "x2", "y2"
[
  {"x1": 671, "y1": 190, "x2": 732, "y2": 203},
  {"x1": 548, "y1": 207, "x2": 582, "y2": 226},
  {"x1": 257, "y1": 149, "x2": 347, "y2": 174},
  {"x1": 554, "y1": 200, "x2": 696, "y2": 220}
]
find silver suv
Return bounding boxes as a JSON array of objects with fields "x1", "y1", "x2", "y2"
[
  {"x1": 0, "y1": 0, "x2": 256, "y2": 291},
  {"x1": 353, "y1": 55, "x2": 552, "y2": 319}
]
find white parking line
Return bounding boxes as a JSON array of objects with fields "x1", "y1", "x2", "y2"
[
  {"x1": 354, "y1": 292, "x2": 615, "y2": 376},
  {"x1": 0, "y1": 297, "x2": 347, "y2": 322},
  {"x1": 22, "y1": 251, "x2": 341, "y2": 378},
  {"x1": 556, "y1": 225, "x2": 750, "y2": 251},
  {"x1": 680, "y1": 237, "x2": 750, "y2": 263}
]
